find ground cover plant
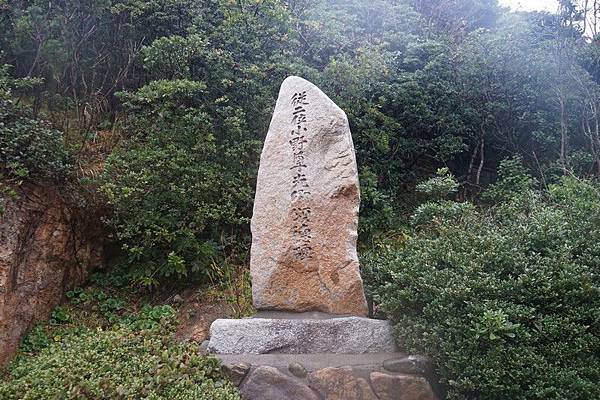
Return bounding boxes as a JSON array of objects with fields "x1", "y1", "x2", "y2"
[{"x1": 0, "y1": 271, "x2": 240, "y2": 400}]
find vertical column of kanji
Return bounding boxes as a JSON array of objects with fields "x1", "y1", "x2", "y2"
[{"x1": 289, "y1": 91, "x2": 313, "y2": 263}]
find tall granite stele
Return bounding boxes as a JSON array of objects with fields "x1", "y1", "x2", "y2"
[
  {"x1": 251, "y1": 76, "x2": 368, "y2": 316},
  {"x1": 207, "y1": 76, "x2": 396, "y2": 355}
]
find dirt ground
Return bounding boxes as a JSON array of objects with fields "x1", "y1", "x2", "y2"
[{"x1": 174, "y1": 288, "x2": 233, "y2": 343}]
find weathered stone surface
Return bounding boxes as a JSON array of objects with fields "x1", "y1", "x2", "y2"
[
  {"x1": 0, "y1": 184, "x2": 103, "y2": 367},
  {"x1": 370, "y1": 372, "x2": 438, "y2": 400},
  {"x1": 288, "y1": 362, "x2": 308, "y2": 378},
  {"x1": 207, "y1": 316, "x2": 397, "y2": 354},
  {"x1": 222, "y1": 362, "x2": 251, "y2": 386},
  {"x1": 383, "y1": 355, "x2": 434, "y2": 375},
  {"x1": 240, "y1": 366, "x2": 319, "y2": 400},
  {"x1": 251, "y1": 76, "x2": 368, "y2": 316},
  {"x1": 215, "y1": 352, "x2": 407, "y2": 370},
  {"x1": 217, "y1": 355, "x2": 442, "y2": 400},
  {"x1": 308, "y1": 367, "x2": 378, "y2": 400}
]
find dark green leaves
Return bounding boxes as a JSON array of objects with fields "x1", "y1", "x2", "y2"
[{"x1": 367, "y1": 168, "x2": 600, "y2": 399}]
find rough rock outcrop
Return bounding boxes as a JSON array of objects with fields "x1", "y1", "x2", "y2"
[
  {"x1": 0, "y1": 184, "x2": 103, "y2": 367},
  {"x1": 250, "y1": 76, "x2": 367, "y2": 316}
]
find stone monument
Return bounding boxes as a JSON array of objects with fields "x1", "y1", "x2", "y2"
[
  {"x1": 250, "y1": 75, "x2": 368, "y2": 316},
  {"x1": 206, "y1": 77, "x2": 438, "y2": 400}
]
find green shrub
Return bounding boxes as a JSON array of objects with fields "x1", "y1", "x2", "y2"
[
  {"x1": 50, "y1": 306, "x2": 71, "y2": 325},
  {"x1": 0, "y1": 306, "x2": 240, "y2": 400},
  {"x1": 0, "y1": 63, "x2": 70, "y2": 213},
  {"x1": 368, "y1": 161, "x2": 600, "y2": 399},
  {"x1": 99, "y1": 79, "x2": 257, "y2": 286},
  {"x1": 0, "y1": 64, "x2": 69, "y2": 183}
]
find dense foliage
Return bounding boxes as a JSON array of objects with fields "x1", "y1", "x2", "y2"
[
  {"x1": 365, "y1": 162, "x2": 600, "y2": 399},
  {"x1": 0, "y1": 281, "x2": 240, "y2": 399},
  {"x1": 3, "y1": 0, "x2": 600, "y2": 278},
  {"x1": 0, "y1": 64, "x2": 68, "y2": 181},
  {"x1": 1, "y1": 329, "x2": 238, "y2": 400},
  {"x1": 99, "y1": 79, "x2": 257, "y2": 285},
  {"x1": 0, "y1": 63, "x2": 69, "y2": 212}
]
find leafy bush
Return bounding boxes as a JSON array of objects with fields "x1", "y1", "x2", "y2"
[
  {"x1": 64, "y1": 271, "x2": 176, "y2": 328},
  {"x1": 368, "y1": 161, "x2": 600, "y2": 399},
  {"x1": 100, "y1": 79, "x2": 257, "y2": 286},
  {"x1": 142, "y1": 35, "x2": 207, "y2": 80},
  {"x1": 0, "y1": 305, "x2": 240, "y2": 400},
  {"x1": 0, "y1": 63, "x2": 70, "y2": 212},
  {"x1": 0, "y1": 64, "x2": 69, "y2": 183},
  {"x1": 50, "y1": 306, "x2": 71, "y2": 325}
]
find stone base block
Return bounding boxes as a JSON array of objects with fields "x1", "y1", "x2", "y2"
[{"x1": 207, "y1": 314, "x2": 397, "y2": 354}]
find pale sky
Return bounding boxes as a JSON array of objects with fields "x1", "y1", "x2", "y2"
[{"x1": 499, "y1": 0, "x2": 558, "y2": 12}]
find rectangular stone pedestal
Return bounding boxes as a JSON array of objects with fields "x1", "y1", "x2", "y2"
[{"x1": 207, "y1": 313, "x2": 397, "y2": 354}]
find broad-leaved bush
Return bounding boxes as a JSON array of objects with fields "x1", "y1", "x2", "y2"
[
  {"x1": 100, "y1": 79, "x2": 257, "y2": 285},
  {"x1": 366, "y1": 161, "x2": 600, "y2": 399},
  {"x1": 0, "y1": 64, "x2": 69, "y2": 182},
  {"x1": 0, "y1": 64, "x2": 69, "y2": 212}
]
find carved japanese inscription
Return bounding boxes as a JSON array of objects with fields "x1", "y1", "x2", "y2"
[
  {"x1": 250, "y1": 76, "x2": 368, "y2": 316},
  {"x1": 290, "y1": 91, "x2": 313, "y2": 261}
]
